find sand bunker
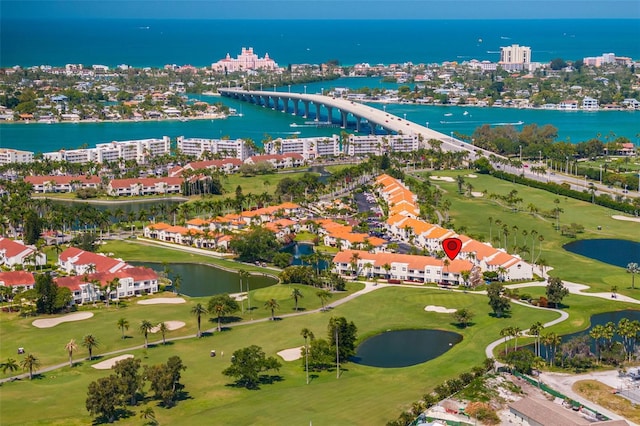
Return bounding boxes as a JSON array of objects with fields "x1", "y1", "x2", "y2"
[
  {"x1": 137, "y1": 297, "x2": 186, "y2": 305},
  {"x1": 92, "y1": 354, "x2": 134, "y2": 370},
  {"x1": 471, "y1": 192, "x2": 484, "y2": 197},
  {"x1": 465, "y1": 174, "x2": 478, "y2": 178},
  {"x1": 611, "y1": 215, "x2": 640, "y2": 223},
  {"x1": 429, "y1": 176, "x2": 455, "y2": 182},
  {"x1": 32, "y1": 312, "x2": 94, "y2": 328},
  {"x1": 277, "y1": 346, "x2": 303, "y2": 361},
  {"x1": 424, "y1": 305, "x2": 457, "y2": 314},
  {"x1": 150, "y1": 321, "x2": 185, "y2": 333}
]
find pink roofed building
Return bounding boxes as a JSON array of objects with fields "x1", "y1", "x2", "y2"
[
  {"x1": 0, "y1": 237, "x2": 46, "y2": 268},
  {"x1": 211, "y1": 47, "x2": 280, "y2": 73},
  {"x1": 0, "y1": 271, "x2": 36, "y2": 292}
]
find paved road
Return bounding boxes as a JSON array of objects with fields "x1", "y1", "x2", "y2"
[{"x1": 540, "y1": 370, "x2": 640, "y2": 426}]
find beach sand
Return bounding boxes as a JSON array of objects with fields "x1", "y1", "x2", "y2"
[
  {"x1": 92, "y1": 354, "x2": 134, "y2": 370},
  {"x1": 424, "y1": 305, "x2": 457, "y2": 314},
  {"x1": 277, "y1": 346, "x2": 303, "y2": 362},
  {"x1": 150, "y1": 321, "x2": 186, "y2": 333},
  {"x1": 32, "y1": 312, "x2": 94, "y2": 328}
]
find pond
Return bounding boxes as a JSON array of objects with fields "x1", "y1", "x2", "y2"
[
  {"x1": 563, "y1": 239, "x2": 640, "y2": 268},
  {"x1": 281, "y1": 242, "x2": 330, "y2": 270},
  {"x1": 351, "y1": 329, "x2": 463, "y2": 368},
  {"x1": 531, "y1": 309, "x2": 640, "y2": 358},
  {"x1": 131, "y1": 262, "x2": 277, "y2": 298}
]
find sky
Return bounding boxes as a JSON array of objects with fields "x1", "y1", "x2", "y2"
[{"x1": 3, "y1": 0, "x2": 640, "y2": 20}]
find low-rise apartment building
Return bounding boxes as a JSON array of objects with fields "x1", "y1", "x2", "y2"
[
  {"x1": 177, "y1": 137, "x2": 252, "y2": 160},
  {"x1": 107, "y1": 177, "x2": 183, "y2": 196}
]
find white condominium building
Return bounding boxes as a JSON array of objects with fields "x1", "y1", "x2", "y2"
[
  {"x1": 94, "y1": 137, "x2": 171, "y2": 164},
  {"x1": 0, "y1": 149, "x2": 34, "y2": 165},
  {"x1": 263, "y1": 137, "x2": 340, "y2": 160},
  {"x1": 343, "y1": 134, "x2": 419, "y2": 156},
  {"x1": 499, "y1": 44, "x2": 531, "y2": 71},
  {"x1": 177, "y1": 137, "x2": 252, "y2": 160},
  {"x1": 42, "y1": 137, "x2": 171, "y2": 165}
]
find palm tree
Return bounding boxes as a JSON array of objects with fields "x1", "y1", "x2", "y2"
[
  {"x1": 500, "y1": 327, "x2": 512, "y2": 355},
  {"x1": 117, "y1": 317, "x2": 129, "y2": 339},
  {"x1": 264, "y1": 298, "x2": 279, "y2": 321},
  {"x1": 21, "y1": 353, "x2": 40, "y2": 380},
  {"x1": 627, "y1": 262, "x2": 639, "y2": 289},
  {"x1": 139, "y1": 320, "x2": 154, "y2": 349},
  {"x1": 140, "y1": 407, "x2": 157, "y2": 426},
  {"x1": 65, "y1": 339, "x2": 78, "y2": 367},
  {"x1": 82, "y1": 334, "x2": 99, "y2": 360},
  {"x1": 173, "y1": 273, "x2": 182, "y2": 295},
  {"x1": 291, "y1": 288, "x2": 303, "y2": 311},
  {"x1": 191, "y1": 303, "x2": 208, "y2": 337},
  {"x1": 301, "y1": 328, "x2": 315, "y2": 385},
  {"x1": 158, "y1": 322, "x2": 169, "y2": 345},
  {"x1": 238, "y1": 269, "x2": 250, "y2": 313},
  {"x1": 589, "y1": 325, "x2": 605, "y2": 363},
  {"x1": 316, "y1": 289, "x2": 332, "y2": 311},
  {"x1": 1, "y1": 358, "x2": 19, "y2": 374},
  {"x1": 510, "y1": 326, "x2": 521, "y2": 351},
  {"x1": 529, "y1": 322, "x2": 544, "y2": 357}
]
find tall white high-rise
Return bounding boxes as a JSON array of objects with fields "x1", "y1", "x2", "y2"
[{"x1": 499, "y1": 44, "x2": 531, "y2": 70}]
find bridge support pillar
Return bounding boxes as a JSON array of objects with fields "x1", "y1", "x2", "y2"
[
  {"x1": 314, "y1": 104, "x2": 321, "y2": 121},
  {"x1": 303, "y1": 101, "x2": 309, "y2": 118},
  {"x1": 326, "y1": 107, "x2": 333, "y2": 124},
  {"x1": 341, "y1": 111, "x2": 348, "y2": 129}
]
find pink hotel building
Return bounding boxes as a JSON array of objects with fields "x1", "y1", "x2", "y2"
[{"x1": 212, "y1": 47, "x2": 280, "y2": 73}]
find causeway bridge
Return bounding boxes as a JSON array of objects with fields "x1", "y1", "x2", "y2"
[{"x1": 218, "y1": 88, "x2": 494, "y2": 159}]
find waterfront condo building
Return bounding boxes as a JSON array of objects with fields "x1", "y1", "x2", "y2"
[
  {"x1": 177, "y1": 137, "x2": 253, "y2": 160},
  {"x1": 211, "y1": 47, "x2": 280, "y2": 73},
  {"x1": 343, "y1": 134, "x2": 419, "y2": 156},
  {"x1": 263, "y1": 136, "x2": 340, "y2": 160},
  {"x1": 43, "y1": 137, "x2": 171, "y2": 165},
  {"x1": 0, "y1": 149, "x2": 34, "y2": 165},
  {"x1": 499, "y1": 44, "x2": 531, "y2": 71}
]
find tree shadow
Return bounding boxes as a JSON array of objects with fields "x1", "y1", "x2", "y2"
[
  {"x1": 221, "y1": 316, "x2": 242, "y2": 324},
  {"x1": 269, "y1": 317, "x2": 283, "y2": 321},
  {"x1": 91, "y1": 408, "x2": 134, "y2": 425},
  {"x1": 488, "y1": 312, "x2": 512, "y2": 319},
  {"x1": 293, "y1": 307, "x2": 307, "y2": 312},
  {"x1": 158, "y1": 341, "x2": 175, "y2": 347},
  {"x1": 450, "y1": 322, "x2": 475, "y2": 329}
]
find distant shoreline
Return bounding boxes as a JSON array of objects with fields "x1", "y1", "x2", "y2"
[{"x1": 1, "y1": 113, "x2": 228, "y2": 126}]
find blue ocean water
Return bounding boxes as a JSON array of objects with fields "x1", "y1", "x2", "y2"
[
  {"x1": 1, "y1": 20, "x2": 638, "y2": 152},
  {"x1": 2, "y1": 80, "x2": 638, "y2": 153},
  {"x1": 1, "y1": 19, "x2": 639, "y2": 67}
]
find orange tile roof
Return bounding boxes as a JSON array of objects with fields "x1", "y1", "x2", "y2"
[
  {"x1": 332, "y1": 250, "x2": 473, "y2": 273},
  {"x1": 461, "y1": 239, "x2": 498, "y2": 260}
]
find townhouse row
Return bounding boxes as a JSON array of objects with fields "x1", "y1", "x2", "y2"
[
  {"x1": 0, "y1": 246, "x2": 159, "y2": 305},
  {"x1": 374, "y1": 174, "x2": 533, "y2": 281}
]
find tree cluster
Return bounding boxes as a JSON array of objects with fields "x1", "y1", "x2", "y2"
[
  {"x1": 229, "y1": 227, "x2": 281, "y2": 262},
  {"x1": 301, "y1": 316, "x2": 358, "y2": 372},
  {"x1": 486, "y1": 283, "x2": 511, "y2": 318},
  {"x1": 86, "y1": 356, "x2": 186, "y2": 423},
  {"x1": 31, "y1": 273, "x2": 72, "y2": 315},
  {"x1": 222, "y1": 345, "x2": 282, "y2": 389}
]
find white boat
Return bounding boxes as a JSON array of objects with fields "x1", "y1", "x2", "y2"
[
  {"x1": 463, "y1": 111, "x2": 469, "y2": 116},
  {"x1": 444, "y1": 113, "x2": 453, "y2": 117}
]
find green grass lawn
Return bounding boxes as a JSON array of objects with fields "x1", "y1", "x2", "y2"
[
  {"x1": 217, "y1": 170, "x2": 319, "y2": 197},
  {"x1": 422, "y1": 170, "x2": 638, "y2": 295},
  {"x1": 1, "y1": 286, "x2": 565, "y2": 425}
]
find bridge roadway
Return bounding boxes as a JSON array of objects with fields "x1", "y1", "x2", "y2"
[{"x1": 218, "y1": 88, "x2": 497, "y2": 160}]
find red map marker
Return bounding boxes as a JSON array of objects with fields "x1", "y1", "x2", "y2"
[{"x1": 442, "y1": 238, "x2": 462, "y2": 260}]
